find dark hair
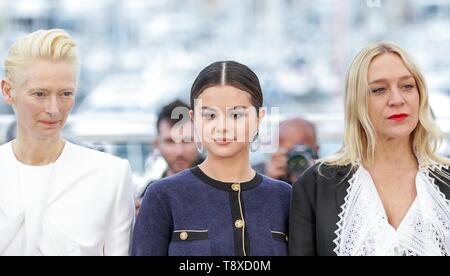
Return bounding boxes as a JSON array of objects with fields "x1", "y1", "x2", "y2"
[
  {"x1": 156, "y1": 99, "x2": 190, "y2": 134},
  {"x1": 190, "y1": 61, "x2": 263, "y2": 115}
]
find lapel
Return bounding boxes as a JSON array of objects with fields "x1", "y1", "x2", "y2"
[
  {"x1": 428, "y1": 168, "x2": 450, "y2": 200},
  {"x1": 334, "y1": 165, "x2": 354, "y2": 213},
  {"x1": 327, "y1": 164, "x2": 354, "y2": 255}
]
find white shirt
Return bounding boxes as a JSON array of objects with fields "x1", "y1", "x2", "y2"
[
  {"x1": 334, "y1": 165, "x2": 450, "y2": 256},
  {"x1": 4, "y1": 160, "x2": 54, "y2": 256},
  {"x1": 0, "y1": 141, "x2": 135, "y2": 256}
]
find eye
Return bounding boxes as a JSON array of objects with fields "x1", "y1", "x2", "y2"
[
  {"x1": 402, "y1": 84, "x2": 415, "y2": 90},
  {"x1": 34, "y1": 92, "x2": 46, "y2": 97},
  {"x1": 202, "y1": 112, "x2": 216, "y2": 120},
  {"x1": 230, "y1": 112, "x2": 244, "y2": 120},
  {"x1": 62, "y1": 91, "x2": 74, "y2": 97},
  {"x1": 371, "y1": 87, "x2": 386, "y2": 94}
]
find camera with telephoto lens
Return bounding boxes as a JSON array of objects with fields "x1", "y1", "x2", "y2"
[{"x1": 287, "y1": 144, "x2": 317, "y2": 181}]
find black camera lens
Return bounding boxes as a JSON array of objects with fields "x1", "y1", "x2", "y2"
[
  {"x1": 288, "y1": 155, "x2": 310, "y2": 174},
  {"x1": 286, "y1": 144, "x2": 316, "y2": 178}
]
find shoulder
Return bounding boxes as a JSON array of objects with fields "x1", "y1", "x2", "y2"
[
  {"x1": 429, "y1": 165, "x2": 450, "y2": 200},
  {"x1": 65, "y1": 141, "x2": 129, "y2": 170},
  {"x1": 141, "y1": 169, "x2": 199, "y2": 212},
  {"x1": 294, "y1": 162, "x2": 355, "y2": 192},
  {"x1": 0, "y1": 142, "x2": 10, "y2": 149},
  {"x1": 146, "y1": 169, "x2": 198, "y2": 195},
  {"x1": 0, "y1": 142, "x2": 11, "y2": 155},
  {"x1": 260, "y1": 174, "x2": 292, "y2": 194}
]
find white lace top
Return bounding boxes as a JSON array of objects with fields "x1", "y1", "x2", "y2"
[{"x1": 333, "y1": 166, "x2": 450, "y2": 256}]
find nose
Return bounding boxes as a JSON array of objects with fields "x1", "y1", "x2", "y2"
[
  {"x1": 45, "y1": 95, "x2": 60, "y2": 116},
  {"x1": 213, "y1": 113, "x2": 231, "y2": 136},
  {"x1": 175, "y1": 143, "x2": 185, "y2": 155},
  {"x1": 388, "y1": 86, "x2": 406, "y2": 107}
]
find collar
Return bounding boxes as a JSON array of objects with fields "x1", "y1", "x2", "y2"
[{"x1": 190, "y1": 166, "x2": 263, "y2": 192}]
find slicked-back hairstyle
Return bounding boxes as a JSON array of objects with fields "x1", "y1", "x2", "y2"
[
  {"x1": 4, "y1": 29, "x2": 80, "y2": 87},
  {"x1": 190, "y1": 61, "x2": 263, "y2": 115}
]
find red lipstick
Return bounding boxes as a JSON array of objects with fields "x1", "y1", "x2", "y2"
[
  {"x1": 214, "y1": 138, "x2": 233, "y2": 145},
  {"x1": 388, "y1": 114, "x2": 408, "y2": 121}
]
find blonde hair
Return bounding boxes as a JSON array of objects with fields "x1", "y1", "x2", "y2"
[
  {"x1": 322, "y1": 42, "x2": 450, "y2": 178},
  {"x1": 4, "y1": 29, "x2": 80, "y2": 87}
]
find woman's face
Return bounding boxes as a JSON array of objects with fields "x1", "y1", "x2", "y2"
[
  {"x1": 191, "y1": 85, "x2": 264, "y2": 159},
  {"x1": 2, "y1": 59, "x2": 77, "y2": 141},
  {"x1": 367, "y1": 53, "x2": 420, "y2": 142}
]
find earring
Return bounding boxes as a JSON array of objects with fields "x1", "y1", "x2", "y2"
[
  {"x1": 196, "y1": 141, "x2": 204, "y2": 154},
  {"x1": 194, "y1": 130, "x2": 204, "y2": 154},
  {"x1": 250, "y1": 132, "x2": 260, "y2": 152}
]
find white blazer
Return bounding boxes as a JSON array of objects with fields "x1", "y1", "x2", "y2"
[{"x1": 0, "y1": 141, "x2": 135, "y2": 256}]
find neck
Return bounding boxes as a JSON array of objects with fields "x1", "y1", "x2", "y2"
[
  {"x1": 365, "y1": 136, "x2": 418, "y2": 170},
  {"x1": 12, "y1": 134, "x2": 65, "y2": 166},
  {"x1": 165, "y1": 168, "x2": 175, "y2": 177},
  {"x1": 199, "y1": 148, "x2": 255, "y2": 183}
]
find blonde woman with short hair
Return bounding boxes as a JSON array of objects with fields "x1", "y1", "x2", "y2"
[
  {"x1": 289, "y1": 42, "x2": 450, "y2": 256},
  {"x1": 0, "y1": 29, "x2": 135, "y2": 256}
]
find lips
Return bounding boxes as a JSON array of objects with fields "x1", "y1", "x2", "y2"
[
  {"x1": 39, "y1": 120, "x2": 60, "y2": 127},
  {"x1": 214, "y1": 138, "x2": 234, "y2": 145},
  {"x1": 388, "y1": 114, "x2": 409, "y2": 121}
]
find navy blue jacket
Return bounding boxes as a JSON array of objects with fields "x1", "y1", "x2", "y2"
[{"x1": 132, "y1": 166, "x2": 291, "y2": 256}]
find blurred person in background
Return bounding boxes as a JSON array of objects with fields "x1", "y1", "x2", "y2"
[
  {"x1": 153, "y1": 100, "x2": 203, "y2": 179},
  {"x1": 290, "y1": 42, "x2": 450, "y2": 256},
  {"x1": 135, "y1": 100, "x2": 203, "y2": 211},
  {"x1": 132, "y1": 61, "x2": 291, "y2": 256},
  {"x1": 256, "y1": 118, "x2": 319, "y2": 184},
  {"x1": 0, "y1": 29, "x2": 134, "y2": 256}
]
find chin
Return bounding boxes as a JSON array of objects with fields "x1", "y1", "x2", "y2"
[
  {"x1": 382, "y1": 130, "x2": 414, "y2": 140},
  {"x1": 207, "y1": 146, "x2": 243, "y2": 159},
  {"x1": 382, "y1": 122, "x2": 415, "y2": 137}
]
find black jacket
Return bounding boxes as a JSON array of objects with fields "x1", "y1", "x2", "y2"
[{"x1": 289, "y1": 162, "x2": 450, "y2": 256}]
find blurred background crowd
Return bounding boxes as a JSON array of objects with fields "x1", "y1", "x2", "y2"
[{"x1": 1, "y1": 0, "x2": 449, "y2": 194}]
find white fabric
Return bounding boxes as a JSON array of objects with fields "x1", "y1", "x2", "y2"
[
  {"x1": 334, "y1": 166, "x2": 450, "y2": 256},
  {"x1": 0, "y1": 141, "x2": 135, "y2": 256},
  {"x1": 5, "y1": 161, "x2": 53, "y2": 255}
]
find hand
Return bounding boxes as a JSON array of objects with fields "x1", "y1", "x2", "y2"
[
  {"x1": 264, "y1": 148, "x2": 289, "y2": 180},
  {"x1": 135, "y1": 198, "x2": 142, "y2": 215}
]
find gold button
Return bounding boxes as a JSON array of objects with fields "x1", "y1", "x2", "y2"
[
  {"x1": 231, "y1": 184, "x2": 240, "y2": 192},
  {"x1": 235, "y1": 219, "x2": 245, "y2": 229},
  {"x1": 179, "y1": 232, "x2": 189, "y2": 241}
]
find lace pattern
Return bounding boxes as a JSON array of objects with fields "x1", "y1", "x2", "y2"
[{"x1": 333, "y1": 165, "x2": 450, "y2": 256}]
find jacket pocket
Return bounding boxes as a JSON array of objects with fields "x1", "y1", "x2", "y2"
[
  {"x1": 271, "y1": 231, "x2": 288, "y2": 256},
  {"x1": 169, "y1": 230, "x2": 211, "y2": 256}
]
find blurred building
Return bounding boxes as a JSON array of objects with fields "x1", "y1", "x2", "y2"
[{"x1": 0, "y1": 0, "x2": 449, "y2": 180}]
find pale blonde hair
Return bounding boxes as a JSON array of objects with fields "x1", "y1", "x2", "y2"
[
  {"x1": 322, "y1": 42, "x2": 450, "y2": 178},
  {"x1": 4, "y1": 29, "x2": 80, "y2": 87}
]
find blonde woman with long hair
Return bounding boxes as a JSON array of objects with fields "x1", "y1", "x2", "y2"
[
  {"x1": 289, "y1": 42, "x2": 450, "y2": 256},
  {"x1": 0, "y1": 29, "x2": 134, "y2": 256}
]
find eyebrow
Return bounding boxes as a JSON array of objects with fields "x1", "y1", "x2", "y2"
[
  {"x1": 230, "y1": 106, "x2": 249, "y2": 110},
  {"x1": 27, "y1": 87, "x2": 76, "y2": 93},
  {"x1": 201, "y1": 107, "x2": 217, "y2": 112},
  {"x1": 369, "y1": 75, "x2": 414, "y2": 85},
  {"x1": 27, "y1": 88, "x2": 50, "y2": 93},
  {"x1": 201, "y1": 106, "x2": 250, "y2": 111}
]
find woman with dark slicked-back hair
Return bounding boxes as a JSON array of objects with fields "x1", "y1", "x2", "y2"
[{"x1": 132, "y1": 61, "x2": 291, "y2": 256}]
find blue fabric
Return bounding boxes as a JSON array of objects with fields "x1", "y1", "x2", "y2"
[{"x1": 132, "y1": 168, "x2": 291, "y2": 256}]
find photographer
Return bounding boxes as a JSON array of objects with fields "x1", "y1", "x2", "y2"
[{"x1": 263, "y1": 118, "x2": 319, "y2": 184}]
